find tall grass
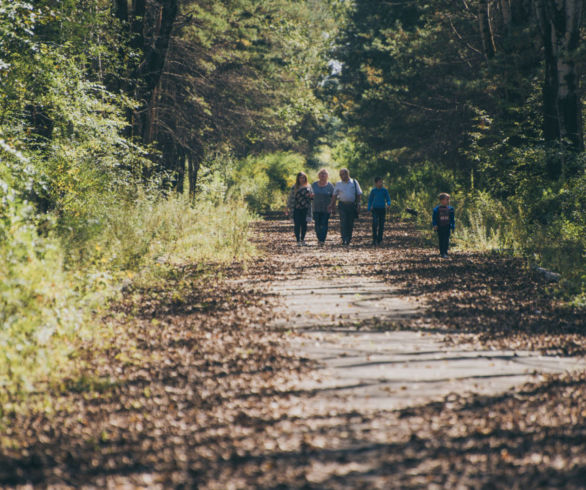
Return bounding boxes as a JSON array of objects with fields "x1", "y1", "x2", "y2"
[
  {"x1": 94, "y1": 192, "x2": 254, "y2": 271},
  {"x1": 0, "y1": 193, "x2": 254, "y2": 400},
  {"x1": 394, "y1": 166, "x2": 585, "y2": 300}
]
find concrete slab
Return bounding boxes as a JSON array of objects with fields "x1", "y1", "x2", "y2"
[{"x1": 271, "y1": 277, "x2": 585, "y2": 412}]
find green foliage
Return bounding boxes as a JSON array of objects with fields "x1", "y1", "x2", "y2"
[
  {"x1": 374, "y1": 155, "x2": 586, "y2": 296},
  {"x1": 506, "y1": 152, "x2": 586, "y2": 295},
  {"x1": 328, "y1": 1, "x2": 585, "y2": 297},
  {"x1": 95, "y1": 191, "x2": 255, "y2": 272},
  {"x1": 155, "y1": 0, "x2": 338, "y2": 178},
  {"x1": 0, "y1": 203, "x2": 84, "y2": 395},
  {"x1": 224, "y1": 152, "x2": 308, "y2": 213},
  {"x1": 0, "y1": 190, "x2": 255, "y2": 397},
  {"x1": 0, "y1": 0, "x2": 260, "y2": 398}
]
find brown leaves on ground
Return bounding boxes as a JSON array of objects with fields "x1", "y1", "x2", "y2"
[{"x1": 0, "y1": 217, "x2": 584, "y2": 488}]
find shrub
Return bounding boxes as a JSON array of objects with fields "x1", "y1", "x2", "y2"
[
  {"x1": 229, "y1": 152, "x2": 308, "y2": 212},
  {"x1": 0, "y1": 189, "x2": 255, "y2": 398},
  {"x1": 0, "y1": 204, "x2": 85, "y2": 396}
]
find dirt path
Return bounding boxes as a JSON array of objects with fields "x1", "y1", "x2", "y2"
[
  {"x1": 1, "y1": 217, "x2": 585, "y2": 489},
  {"x1": 272, "y1": 275, "x2": 582, "y2": 412}
]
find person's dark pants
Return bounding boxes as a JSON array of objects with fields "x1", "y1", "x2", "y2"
[
  {"x1": 338, "y1": 202, "x2": 356, "y2": 244},
  {"x1": 293, "y1": 208, "x2": 308, "y2": 242},
  {"x1": 313, "y1": 211, "x2": 330, "y2": 242},
  {"x1": 437, "y1": 226, "x2": 451, "y2": 255},
  {"x1": 372, "y1": 208, "x2": 386, "y2": 243}
]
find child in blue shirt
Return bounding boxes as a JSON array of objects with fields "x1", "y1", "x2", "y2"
[
  {"x1": 367, "y1": 177, "x2": 391, "y2": 245},
  {"x1": 432, "y1": 192, "x2": 455, "y2": 258}
]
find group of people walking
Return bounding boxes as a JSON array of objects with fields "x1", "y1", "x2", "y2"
[
  {"x1": 286, "y1": 168, "x2": 391, "y2": 248},
  {"x1": 287, "y1": 168, "x2": 456, "y2": 257}
]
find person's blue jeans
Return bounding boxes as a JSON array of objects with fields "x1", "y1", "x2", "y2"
[
  {"x1": 293, "y1": 208, "x2": 309, "y2": 242},
  {"x1": 313, "y1": 211, "x2": 330, "y2": 242},
  {"x1": 338, "y1": 202, "x2": 356, "y2": 244},
  {"x1": 437, "y1": 227, "x2": 451, "y2": 255},
  {"x1": 371, "y1": 208, "x2": 385, "y2": 243}
]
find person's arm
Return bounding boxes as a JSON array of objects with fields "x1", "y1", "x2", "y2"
[
  {"x1": 286, "y1": 187, "x2": 295, "y2": 216},
  {"x1": 432, "y1": 206, "x2": 438, "y2": 230},
  {"x1": 367, "y1": 189, "x2": 374, "y2": 211},
  {"x1": 328, "y1": 185, "x2": 338, "y2": 213},
  {"x1": 354, "y1": 180, "x2": 362, "y2": 212},
  {"x1": 450, "y1": 206, "x2": 455, "y2": 231},
  {"x1": 384, "y1": 189, "x2": 391, "y2": 207},
  {"x1": 355, "y1": 180, "x2": 363, "y2": 197},
  {"x1": 328, "y1": 194, "x2": 337, "y2": 213}
]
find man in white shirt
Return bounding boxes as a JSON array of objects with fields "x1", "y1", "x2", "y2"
[{"x1": 328, "y1": 168, "x2": 362, "y2": 245}]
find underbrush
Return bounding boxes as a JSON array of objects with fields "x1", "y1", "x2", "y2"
[
  {"x1": 0, "y1": 208, "x2": 84, "y2": 398},
  {"x1": 81, "y1": 192, "x2": 254, "y2": 272},
  {"x1": 391, "y1": 163, "x2": 585, "y2": 301},
  {"x1": 198, "y1": 151, "x2": 338, "y2": 214},
  {"x1": 0, "y1": 193, "x2": 254, "y2": 402}
]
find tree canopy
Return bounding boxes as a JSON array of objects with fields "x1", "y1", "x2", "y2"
[{"x1": 0, "y1": 0, "x2": 584, "y2": 287}]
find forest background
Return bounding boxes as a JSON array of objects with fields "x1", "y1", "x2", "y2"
[{"x1": 0, "y1": 0, "x2": 584, "y2": 397}]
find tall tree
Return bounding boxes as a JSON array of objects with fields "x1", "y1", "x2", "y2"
[
  {"x1": 535, "y1": 0, "x2": 584, "y2": 154},
  {"x1": 136, "y1": 0, "x2": 336, "y2": 194},
  {"x1": 332, "y1": 1, "x2": 486, "y2": 171},
  {"x1": 113, "y1": 0, "x2": 179, "y2": 144},
  {"x1": 331, "y1": 0, "x2": 584, "y2": 189}
]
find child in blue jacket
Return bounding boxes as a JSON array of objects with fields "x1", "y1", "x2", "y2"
[
  {"x1": 367, "y1": 177, "x2": 391, "y2": 245},
  {"x1": 432, "y1": 192, "x2": 455, "y2": 258}
]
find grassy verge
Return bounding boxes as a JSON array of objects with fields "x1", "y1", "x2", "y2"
[
  {"x1": 394, "y1": 182, "x2": 585, "y2": 304},
  {"x1": 0, "y1": 194, "x2": 254, "y2": 404}
]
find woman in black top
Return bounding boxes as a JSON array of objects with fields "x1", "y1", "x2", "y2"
[{"x1": 287, "y1": 172, "x2": 313, "y2": 246}]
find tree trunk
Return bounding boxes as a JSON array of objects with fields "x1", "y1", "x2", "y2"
[
  {"x1": 176, "y1": 148, "x2": 186, "y2": 194},
  {"x1": 131, "y1": 0, "x2": 146, "y2": 51},
  {"x1": 479, "y1": 1, "x2": 496, "y2": 59},
  {"x1": 135, "y1": 0, "x2": 178, "y2": 144},
  {"x1": 536, "y1": 0, "x2": 584, "y2": 155},
  {"x1": 187, "y1": 155, "x2": 200, "y2": 198},
  {"x1": 499, "y1": 0, "x2": 512, "y2": 30},
  {"x1": 113, "y1": 0, "x2": 128, "y2": 22}
]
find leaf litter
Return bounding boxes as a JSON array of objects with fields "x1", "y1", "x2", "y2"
[{"x1": 0, "y1": 217, "x2": 584, "y2": 488}]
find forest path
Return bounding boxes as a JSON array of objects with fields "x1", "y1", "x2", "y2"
[
  {"x1": 272, "y1": 276, "x2": 581, "y2": 413},
  {"x1": 267, "y1": 219, "x2": 583, "y2": 414},
  {"x1": 1, "y1": 217, "x2": 584, "y2": 489}
]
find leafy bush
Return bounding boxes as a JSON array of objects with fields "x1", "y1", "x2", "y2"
[
  {"x1": 0, "y1": 204, "x2": 85, "y2": 396},
  {"x1": 507, "y1": 160, "x2": 586, "y2": 297},
  {"x1": 228, "y1": 152, "x2": 308, "y2": 212},
  {"x1": 386, "y1": 158, "x2": 585, "y2": 297}
]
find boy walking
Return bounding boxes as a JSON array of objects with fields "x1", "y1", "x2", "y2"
[
  {"x1": 432, "y1": 193, "x2": 455, "y2": 258},
  {"x1": 367, "y1": 177, "x2": 391, "y2": 246}
]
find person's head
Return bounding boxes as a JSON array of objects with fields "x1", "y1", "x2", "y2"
[
  {"x1": 339, "y1": 168, "x2": 350, "y2": 182},
  {"x1": 438, "y1": 192, "x2": 450, "y2": 206},
  {"x1": 374, "y1": 176, "x2": 383, "y2": 189},
  {"x1": 295, "y1": 171, "x2": 309, "y2": 188},
  {"x1": 317, "y1": 168, "x2": 329, "y2": 184}
]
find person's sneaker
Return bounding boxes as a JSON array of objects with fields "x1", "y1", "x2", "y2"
[
  {"x1": 296, "y1": 241, "x2": 302, "y2": 247},
  {"x1": 301, "y1": 240, "x2": 308, "y2": 246}
]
